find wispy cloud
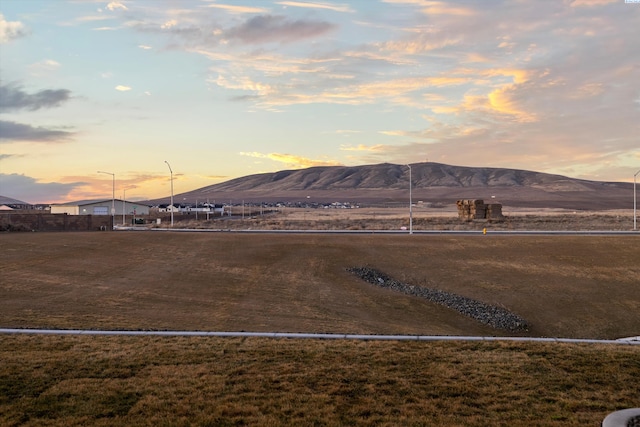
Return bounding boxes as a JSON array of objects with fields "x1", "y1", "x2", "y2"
[
  {"x1": 240, "y1": 151, "x2": 343, "y2": 168},
  {"x1": 0, "y1": 83, "x2": 71, "y2": 112},
  {"x1": 0, "y1": 120, "x2": 74, "y2": 143},
  {"x1": 106, "y1": 1, "x2": 128, "y2": 11},
  {"x1": 570, "y1": 0, "x2": 618, "y2": 7},
  {"x1": 382, "y1": 0, "x2": 475, "y2": 16},
  {"x1": 224, "y1": 15, "x2": 336, "y2": 44},
  {"x1": 276, "y1": 1, "x2": 354, "y2": 13},
  {"x1": 115, "y1": 85, "x2": 132, "y2": 91},
  {"x1": 340, "y1": 144, "x2": 386, "y2": 152},
  {"x1": 76, "y1": 15, "x2": 112, "y2": 23},
  {"x1": 202, "y1": 3, "x2": 269, "y2": 14},
  {"x1": 0, "y1": 173, "x2": 87, "y2": 204},
  {"x1": 28, "y1": 59, "x2": 61, "y2": 76}
]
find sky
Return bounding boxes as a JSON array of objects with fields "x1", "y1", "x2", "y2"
[{"x1": 0, "y1": 0, "x2": 639, "y2": 204}]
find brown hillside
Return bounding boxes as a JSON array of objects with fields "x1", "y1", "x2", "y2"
[{"x1": 147, "y1": 162, "x2": 633, "y2": 210}]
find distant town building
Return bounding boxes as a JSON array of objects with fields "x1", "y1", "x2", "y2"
[{"x1": 50, "y1": 199, "x2": 151, "y2": 216}]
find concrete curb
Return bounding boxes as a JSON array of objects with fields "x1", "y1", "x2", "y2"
[{"x1": 1, "y1": 329, "x2": 639, "y2": 345}]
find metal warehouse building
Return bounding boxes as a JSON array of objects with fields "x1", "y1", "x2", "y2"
[{"x1": 50, "y1": 199, "x2": 150, "y2": 216}]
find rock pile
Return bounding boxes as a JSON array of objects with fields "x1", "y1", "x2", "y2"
[{"x1": 348, "y1": 267, "x2": 528, "y2": 332}]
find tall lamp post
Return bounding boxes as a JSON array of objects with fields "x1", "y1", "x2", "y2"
[
  {"x1": 97, "y1": 170, "x2": 115, "y2": 227},
  {"x1": 406, "y1": 164, "x2": 413, "y2": 235},
  {"x1": 164, "y1": 161, "x2": 174, "y2": 227},
  {"x1": 122, "y1": 186, "x2": 133, "y2": 226},
  {"x1": 634, "y1": 169, "x2": 640, "y2": 231}
]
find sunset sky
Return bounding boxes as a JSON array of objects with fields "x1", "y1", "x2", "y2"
[{"x1": 1, "y1": 0, "x2": 639, "y2": 204}]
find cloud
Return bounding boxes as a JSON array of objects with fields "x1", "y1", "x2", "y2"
[
  {"x1": 239, "y1": 151, "x2": 343, "y2": 168},
  {"x1": 115, "y1": 85, "x2": 132, "y2": 91},
  {"x1": 333, "y1": 130, "x2": 362, "y2": 135},
  {"x1": 0, "y1": 13, "x2": 28, "y2": 43},
  {"x1": 276, "y1": 1, "x2": 354, "y2": 13},
  {"x1": 161, "y1": 19, "x2": 177, "y2": 29},
  {"x1": 340, "y1": 144, "x2": 386, "y2": 152},
  {"x1": 0, "y1": 83, "x2": 72, "y2": 112},
  {"x1": 202, "y1": 3, "x2": 269, "y2": 14},
  {"x1": 0, "y1": 173, "x2": 87, "y2": 204},
  {"x1": 0, "y1": 153, "x2": 23, "y2": 161},
  {"x1": 382, "y1": 0, "x2": 475, "y2": 16},
  {"x1": 76, "y1": 15, "x2": 112, "y2": 23},
  {"x1": 225, "y1": 15, "x2": 335, "y2": 44},
  {"x1": 106, "y1": 1, "x2": 128, "y2": 11},
  {"x1": 0, "y1": 120, "x2": 75, "y2": 143},
  {"x1": 570, "y1": 0, "x2": 617, "y2": 6},
  {"x1": 28, "y1": 59, "x2": 62, "y2": 76},
  {"x1": 138, "y1": 44, "x2": 152, "y2": 49}
]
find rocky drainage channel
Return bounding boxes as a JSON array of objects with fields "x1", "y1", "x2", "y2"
[{"x1": 348, "y1": 267, "x2": 528, "y2": 332}]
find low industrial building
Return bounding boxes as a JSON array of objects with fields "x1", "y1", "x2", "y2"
[{"x1": 50, "y1": 199, "x2": 151, "y2": 216}]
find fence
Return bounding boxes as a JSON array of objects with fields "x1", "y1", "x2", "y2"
[{"x1": 0, "y1": 212, "x2": 113, "y2": 232}]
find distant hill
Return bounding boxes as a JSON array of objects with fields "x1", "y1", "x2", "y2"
[
  {"x1": 145, "y1": 162, "x2": 634, "y2": 210},
  {"x1": 0, "y1": 195, "x2": 31, "y2": 206}
]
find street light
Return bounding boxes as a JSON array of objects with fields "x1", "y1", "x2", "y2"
[
  {"x1": 164, "y1": 161, "x2": 174, "y2": 227},
  {"x1": 97, "y1": 170, "x2": 115, "y2": 227},
  {"x1": 122, "y1": 186, "x2": 134, "y2": 226},
  {"x1": 634, "y1": 169, "x2": 640, "y2": 231},
  {"x1": 406, "y1": 164, "x2": 413, "y2": 235},
  {"x1": 123, "y1": 188, "x2": 127, "y2": 225}
]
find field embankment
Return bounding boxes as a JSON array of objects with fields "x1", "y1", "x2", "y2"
[{"x1": 1, "y1": 232, "x2": 638, "y2": 339}]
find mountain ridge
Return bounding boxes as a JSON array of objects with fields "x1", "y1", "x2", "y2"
[{"x1": 148, "y1": 162, "x2": 633, "y2": 210}]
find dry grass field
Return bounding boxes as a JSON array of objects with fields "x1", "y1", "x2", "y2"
[
  {"x1": 1, "y1": 335, "x2": 638, "y2": 426},
  {"x1": 1, "y1": 228, "x2": 639, "y2": 425},
  {"x1": 189, "y1": 206, "x2": 636, "y2": 231},
  {"x1": 2, "y1": 231, "x2": 639, "y2": 337}
]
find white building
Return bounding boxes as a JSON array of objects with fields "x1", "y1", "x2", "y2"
[{"x1": 50, "y1": 199, "x2": 150, "y2": 216}]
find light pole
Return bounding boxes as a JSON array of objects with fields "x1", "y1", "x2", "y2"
[
  {"x1": 97, "y1": 170, "x2": 115, "y2": 227},
  {"x1": 122, "y1": 186, "x2": 133, "y2": 226},
  {"x1": 406, "y1": 164, "x2": 413, "y2": 235},
  {"x1": 634, "y1": 169, "x2": 640, "y2": 231},
  {"x1": 164, "y1": 161, "x2": 174, "y2": 227}
]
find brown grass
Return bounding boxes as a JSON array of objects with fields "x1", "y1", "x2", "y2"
[
  {"x1": 1, "y1": 335, "x2": 638, "y2": 426},
  {"x1": 1, "y1": 232, "x2": 639, "y2": 338},
  {"x1": 191, "y1": 207, "x2": 636, "y2": 231},
  {"x1": 1, "y1": 230, "x2": 639, "y2": 425}
]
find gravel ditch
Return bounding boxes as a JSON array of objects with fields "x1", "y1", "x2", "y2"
[{"x1": 348, "y1": 267, "x2": 528, "y2": 332}]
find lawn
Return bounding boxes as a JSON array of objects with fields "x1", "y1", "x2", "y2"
[{"x1": 1, "y1": 231, "x2": 638, "y2": 425}]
